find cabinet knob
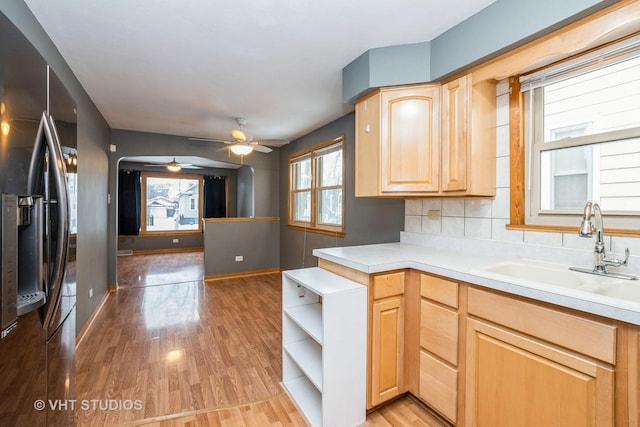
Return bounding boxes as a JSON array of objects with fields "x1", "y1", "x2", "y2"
[{"x1": 365, "y1": 124, "x2": 370, "y2": 133}]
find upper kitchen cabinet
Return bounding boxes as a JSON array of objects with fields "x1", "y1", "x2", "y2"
[
  {"x1": 441, "y1": 75, "x2": 496, "y2": 196},
  {"x1": 355, "y1": 74, "x2": 496, "y2": 197},
  {"x1": 356, "y1": 84, "x2": 440, "y2": 196}
]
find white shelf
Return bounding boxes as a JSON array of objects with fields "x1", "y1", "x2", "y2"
[
  {"x1": 282, "y1": 267, "x2": 367, "y2": 427},
  {"x1": 283, "y1": 376, "x2": 322, "y2": 427},
  {"x1": 283, "y1": 267, "x2": 363, "y2": 295},
  {"x1": 284, "y1": 338, "x2": 323, "y2": 391},
  {"x1": 284, "y1": 303, "x2": 323, "y2": 344}
]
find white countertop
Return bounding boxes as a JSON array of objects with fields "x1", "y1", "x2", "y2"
[{"x1": 313, "y1": 242, "x2": 640, "y2": 326}]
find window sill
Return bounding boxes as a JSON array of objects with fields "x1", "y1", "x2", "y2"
[
  {"x1": 288, "y1": 224, "x2": 345, "y2": 238},
  {"x1": 506, "y1": 223, "x2": 640, "y2": 238}
]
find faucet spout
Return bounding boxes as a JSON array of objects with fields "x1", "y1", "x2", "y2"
[
  {"x1": 572, "y1": 200, "x2": 637, "y2": 279},
  {"x1": 591, "y1": 203, "x2": 605, "y2": 247}
]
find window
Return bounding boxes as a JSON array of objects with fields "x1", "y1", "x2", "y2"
[
  {"x1": 520, "y1": 36, "x2": 640, "y2": 229},
  {"x1": 288, "y1": 136, "x2": 344, "y2": 235},
  {"x1": 141, "y1": 172, "x2": 203, "y2": 233}
]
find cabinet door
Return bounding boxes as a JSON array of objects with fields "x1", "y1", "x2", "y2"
[
  {"x1": 420, "y1": 299, "x2": 458, "y2": 365},
  {"x1": 466, "y1": 318, "x2": 614, "y2": 426},
  {"x1": 419, "y1": 350, "x2": 457, "y2": 423},
  {"x1": 370, "y1": 296, "x2": 404, "y2": 407},
  {"x1": 355, "y1": 92, "x2": 381, "y2": 197},
  {"x1": 441, "y1": 75, "x2": 471, "y2": 192},
  {"x1": 380, "y1": 86, "x2": 440, "y2": 193}
]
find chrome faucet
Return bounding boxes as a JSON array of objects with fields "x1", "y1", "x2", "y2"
[{"x1": 570, "y1": 201, "x2": 638, "y2": 280}]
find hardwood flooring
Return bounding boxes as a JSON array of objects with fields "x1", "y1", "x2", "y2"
[
  {"x1": 77, "y1": 252, "x2": 447, "y2": 426},
  {"x1": 116, "y1": 252, "x2": 204, "y2": 288}
]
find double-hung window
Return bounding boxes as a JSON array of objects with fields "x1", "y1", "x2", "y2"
[
  {"x1": 521, "y1": 35, "x2": 640, "y2": 229},
  {"x1": 288, "y1": 136, "x2": 344, "y2": 235}
]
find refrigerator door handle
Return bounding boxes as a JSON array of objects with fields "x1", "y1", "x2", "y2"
[{"x1": 28, "y1": 112, "x2": 70, "y2": 332}]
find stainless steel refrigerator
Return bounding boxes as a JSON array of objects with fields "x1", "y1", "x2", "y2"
[{"x1": 0, "y1": 11, "x2": 77, "y2": 426}]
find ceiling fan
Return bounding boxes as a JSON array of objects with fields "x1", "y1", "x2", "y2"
[
  {"x1": 188, "y1": 118, "x2": 288, "y2": 156},
  {"x1": 143, "y1": 157, "x2": 201, "y2": 172}
]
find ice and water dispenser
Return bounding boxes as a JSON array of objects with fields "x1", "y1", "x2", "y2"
[{"x1": 1, "y1": 194, "x2": 44, "y2": 337}]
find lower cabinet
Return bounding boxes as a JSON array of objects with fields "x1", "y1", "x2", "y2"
[
  {"x1": 369, "y1": 271, "x2": 405, "y2": 408},
  {"x1": 466, "y1": 286, "x2": 616, "y2": 426},
  {"x1": 466, "y1": 318, "x2": 614, "y2": 426},
  {"x1": 418, "y1": 274, "x2": 460, "y2": 423},
  {"x1": 318, "y1": 260, "x2": 637, "y2": 425}
]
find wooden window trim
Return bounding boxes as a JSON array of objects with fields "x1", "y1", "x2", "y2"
[
  {"x1": 459, "y1": 0, "x2": 640, "y2": 237},
  {"x1": 507, "y1": 75, "x2": 640, "y2": 237},
  {"x1": 140, "y1": 171, "x2": 204, "y2": 236},
  {"x1": 288, "y1": 136, "x2": 345, "y2": 237}
]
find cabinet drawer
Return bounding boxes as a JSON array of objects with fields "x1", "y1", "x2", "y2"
[
  {"x1": 420, "y1": 274, "x2": 458, "y2": 308},
  {"x1": 468, "y1": 286, "x2": 616, "y2": 364},
  {"x1": 373, "y1": 272, "x2": 405, "y2": 300},
  {"x1": 419, "y1": 350, "x2": 458, "y2": 423},
  {"x1": 421, "y1": 300, "x2": 458, "y2": 365}
]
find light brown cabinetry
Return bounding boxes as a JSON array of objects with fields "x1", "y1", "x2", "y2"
[
  {"x1": 369, "y1": 271, "x2": 405, "y2": 408},
  {"x1": 317, "y1": 258, "x2": 638, "y2": 425},
  {"x1": 441, "y1": 76, "x2": 496, "y2": 196},
  {"x1": 356, "y1": 85, "x2": 440, "y2": 196},
  {"x1": 354, "y1": 74, "x2": 496, "y2": 197},
  {"x1": 417, "y1": 274, "x2": 461, "y2": 423},
  {"x1": 466, "y1": 286, "x2": 616, "y2": 426}
]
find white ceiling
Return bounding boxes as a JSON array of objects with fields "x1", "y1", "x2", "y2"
[{"x1": 23, "y1": 0, "x2": 495, "y2": 144}]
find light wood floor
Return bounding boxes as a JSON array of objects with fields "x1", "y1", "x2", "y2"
[{"x1": 76, "y1": 252, "x2": 447, "y2": 426}]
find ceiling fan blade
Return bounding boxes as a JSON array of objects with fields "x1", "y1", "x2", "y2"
[
  {"x1": 252, "y1": 144, "x2": 273, "y2": 153},
  {"x1": 187, "y1": 137, "x2": 229, "y2": 144}
]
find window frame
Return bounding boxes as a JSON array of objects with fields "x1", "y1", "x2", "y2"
[
  {"x1": 287, "y1": 136, "x2": 345, "y2": 236},
  {"x1": 140, "y1": 171, "x2": 204, "y2": 235},
  {"x1": 514, "y1": 36, "x2": 640, "y2": 232}
]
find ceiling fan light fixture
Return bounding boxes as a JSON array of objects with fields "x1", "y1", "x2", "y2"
[
  {"x1": 166, "y1": 158, "x2": 182, "y2": 172},
  {"x1": 230, "y1": 144, "x2": 253, "y2": 156}
]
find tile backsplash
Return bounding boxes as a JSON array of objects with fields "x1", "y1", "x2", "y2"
[{"x1": 403, "y1": 78, "x2": 640, "y2": 257}]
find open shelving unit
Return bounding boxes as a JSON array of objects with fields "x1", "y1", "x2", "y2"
[{"x1": 282, "y1": 267, "x2": 367, "y2": 427}]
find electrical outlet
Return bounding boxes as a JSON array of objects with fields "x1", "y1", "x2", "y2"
[
  {"x1": 427, "y1": 209, "x2": 441, "y2": 220},
  {"x1": 172, "y1": 238, "x2": 179, "y2": 243},
  {"x1": 88, "y1": 288, "x2": 93, "y2": 299},
  {"x1": 235, "y1": 255, "x2": 243, "y2": 262}
]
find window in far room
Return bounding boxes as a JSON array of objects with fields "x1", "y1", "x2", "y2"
[
  {"x1": 288, "y1": 136, "x2": 344, "y2": 236},
  {"x1": 141, "y1": 172, "x2": 203, "y2": 233},
  {"x1": 518, "y1": 35, "x2": 640, "y2": 230}
]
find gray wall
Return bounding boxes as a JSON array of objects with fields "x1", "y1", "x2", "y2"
[
  {"x1": 279, "y1": 113, "x2": 405, "y2": 270},
  {"x1": 203, "y1": 219, "x2": 280, "y2": 277},
  {"x1": 237, "y1": 166, "x2": 255, "y2": 217},
  {"x1": 109, "y1": 128, "x2": 279, "y2": 286},
  {"x1": 0, "y1": 2, "x2": 111, "y2": 335}
]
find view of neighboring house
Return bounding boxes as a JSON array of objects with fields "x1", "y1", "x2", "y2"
[{"x1": 146, "y1": 180, "x2": 199, "y2": 231}]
